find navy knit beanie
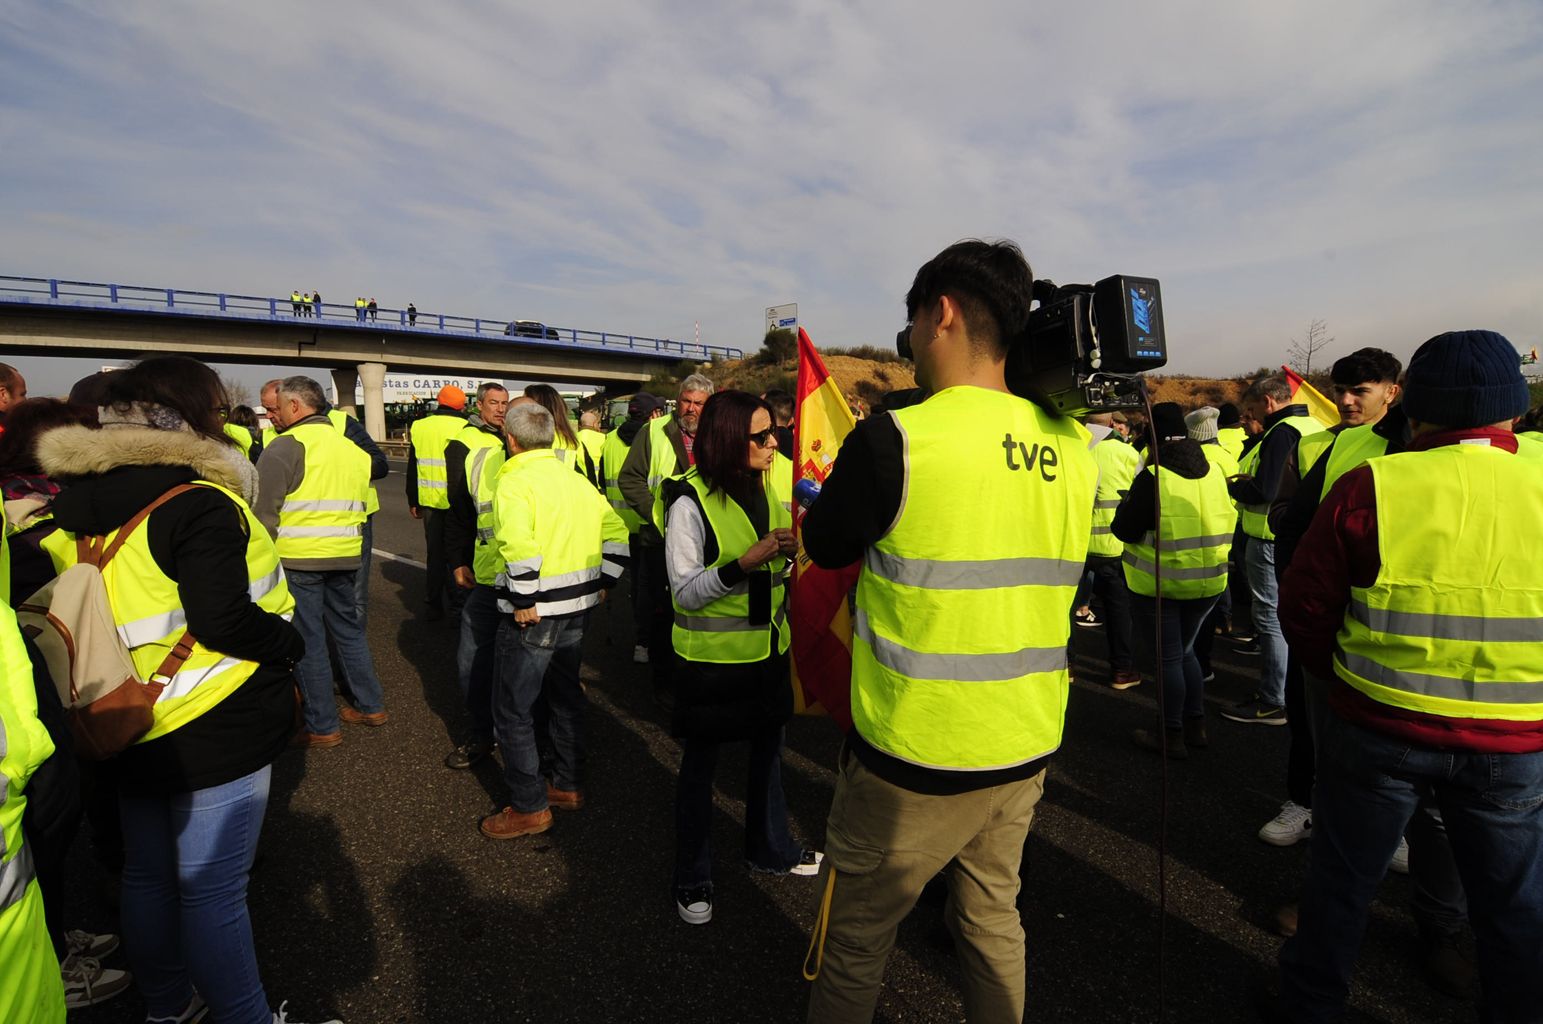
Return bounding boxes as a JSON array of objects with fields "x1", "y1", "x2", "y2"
[{"x1": 1401, "y1": 330, "x2": 1529, "y2": 429}]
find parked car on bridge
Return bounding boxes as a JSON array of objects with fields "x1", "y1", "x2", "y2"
[{"x1": 504, "y1": 320, "x2": 560, "y2": 340}]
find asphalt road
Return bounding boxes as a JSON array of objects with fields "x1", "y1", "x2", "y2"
[{"x1": 66, "y1": 465, "x2": 1474, "y2": 1023}]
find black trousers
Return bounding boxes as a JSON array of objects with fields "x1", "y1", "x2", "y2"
[
  {"x1": 639, "y1": 542, "x2": 675, "y2": 691},
  {"x1": 423, "y1": 507, "x2": 450, "y2": 608},
  {"x1": 20, "y1": 661, "x2": 83, "y2": 959},
  {"x1": 1086, "y1": 555, "x2": 1134, "y2": 673}
]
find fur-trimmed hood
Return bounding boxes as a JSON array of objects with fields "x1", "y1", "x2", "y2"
[{"x1": 38, "y1": 424, "x2": 259, "y2": 504}]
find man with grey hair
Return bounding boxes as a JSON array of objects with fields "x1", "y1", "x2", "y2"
[
  {"x1": 618, "y1": 372, "x2": 714, "y2": 708},
  {"x1": 1223, "y1": 374, "x2": 1317, "y2": 728},
  {"x1": 442, "y1": 382, "x2": 513, "y2": 769},
  {"x1": 256, "y1": 376, "x2": 389, "y2": 747},
  {"x1": 481, "y1": 399, "x2": 629, "y2": 839}
]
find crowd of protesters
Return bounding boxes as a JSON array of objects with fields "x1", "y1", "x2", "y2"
[{"x1": 2, "y1": 245, "x2": 1541, "y2": 1024}]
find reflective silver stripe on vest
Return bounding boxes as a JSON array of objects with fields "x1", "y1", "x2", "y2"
[
  {"x1": 1134, "y1": 532, "x2": 1234, "y2": 552},
  {"x1": 1338, "y1": 651, "x2": 1543, "y2": 705},
  {"x1": 119, "y1": 569, "x2": 284, "y2": 647},
  {"x1": 469, "y1": 449, "x2": 492, "y2": 497},
  {"x1": 1120, "y1": 553, "x2": 1227, "y2": 581},
  {"x1": 280, "y1": 499, "x2": 366, "y2": 513},
  {"x1": 609, "y1": 498, "x2": 629, "y2": 511},
  {"x1": 476, "y1": 502, "x2": 493, "y2": 515},
  {"x1": 418, "y1": 458, "x2": 447, "y2": 468},
  {"x1": 865, "y1": 549, "x2": 1083, "y2": 590},
  {"x1": 276, "y1": 525, "x2": 364, "y2": 538},
  {"x1": 0, "y1": 844, "x2": 36, "y2": 914},
  {"x1": 1349, "y1": 599, "x2": 1543, "y2": 644},
  {"x1": 417, "y1": 480, "x2": 448, "y2": 490},
  {"x1": 540, "y1": 566, "x2": 603, "y2": 589},
  {"x1": 855, "y1": 608, "x2": 1065, "y2": 681},
  {"x1": 646, "y1": 475, "x2": 663, "y2": 488},
  {"x1": 118, "y1": 609, "x2": 188, "y2": 649},
  {"x1": 603, "y1": 477, "x2": 620, "y2": 488},
  {"x1": 1093, "y1": 498, "x2": 1122, "y2": 509},
  {"x1": 476, "y1": 528, "x2": 495, "y2": 543},
  {"x1": 152, "y1": 653, "x2": 247, "y2": 699},
  {"x1": 676, "y1": 599, "x2": 788, "y2": 633},
  {"x1": 496, "y1": 593, "x2": 602, "y2": 617},
  {"x1": 1090, "y1": 526, "x2": 1113, "y2": 536}
]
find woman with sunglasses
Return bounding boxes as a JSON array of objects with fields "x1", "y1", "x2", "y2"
[{"x1": 659, "y1": 390, "x2": 821, "y2": 925}]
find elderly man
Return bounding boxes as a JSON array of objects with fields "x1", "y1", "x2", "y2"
[
  {"x1": 618, "y1": 373, "x2": 713, "y2": 708},
  {"x1": 480, "y1": 401, "x2": 628, "y2": 839},
  {"x1": 256, "y1": 376, "x2": 388, "y2": 748},
  {"x1": 0, "y1": 362, "x2": 27, "y2": 436},
  {"x1": 442, "y1": 382, "x2": 512, "y2": 769}
]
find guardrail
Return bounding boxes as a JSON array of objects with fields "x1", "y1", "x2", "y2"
[{"x1": 0, "y1": 275, "x2": 743, "y2": 362}]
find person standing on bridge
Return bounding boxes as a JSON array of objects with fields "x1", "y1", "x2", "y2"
[
  {"x1": 480, "y1": 401, "x2": 628, "y2": 840},
  {"x1": 311, "y1": 289, "x2": 322, "y2": 317},
  {"x1": 354, "y1": 297, "x2": 366, "y2": 323},
  {"x1": 620, "y1": 374, "x2": 714, "y2": 709},
  {"x1": 443, "y1": 382, "x2": 511, "y2": 769},
  {"x1": 407, "y1": 302, "x2": 417, "y2": 327},
  {"x1": 256, "y1": 375, "x2": 388, "y2": 748},
  {"x1": 291, "y1": 290, "x2": 303, "y2": 316},
  {"x1": 368, "y1": 298, "x2": 378, "y2": 322},
  {"x1": 407, "y1": 386, "x2": 469, "y2": 621}
]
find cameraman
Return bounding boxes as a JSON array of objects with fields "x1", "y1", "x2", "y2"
[{"x1": 801, "y1": 239, "x2": 1097, "y2": 1023}]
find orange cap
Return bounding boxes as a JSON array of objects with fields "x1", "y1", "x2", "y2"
[{"x1": 437, "y1": 385, "x2": 467, "y2": 410}]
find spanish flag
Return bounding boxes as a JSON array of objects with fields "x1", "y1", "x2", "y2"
[
  {"x1": 790, "y1": 327, "x2": 859, "y2": 730},
  {"x1": 1282, "y1": 365, "x2": 1341, "y2": 431}
]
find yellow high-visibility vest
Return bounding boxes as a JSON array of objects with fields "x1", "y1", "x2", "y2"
[
  {"x1": 600, "y1": 430, "x2": 643, "y2": 534},
  {"x1": 1237, "y1": 415, "x2": 1320, "y2": 540},
  {"x1": 1088, "y1": 435, "x2": 1140, "y2": 558},
  {"x1": 409, "y1": 413, "x2": 466, "y2": 510},
  {"x1": 1317, "y1": 423, "x2": 1391, "y2": 500},
  {"x1": 42, "y1": 483, "x2": 294, "y2": 742},
  {"x1": 275, "y1": 422, "x2": 369, "y2": 563},
  {"x1": 770, "y1": 452, "x2": 794, "y2": 515},
  {"x1": 1217, "y1": 426, "x2": 1247, "y2": 462},
  {"x1": 852, "y1": 387, "x2": 1097, "y2": 771},
  {"x1": 459, "y1": 424, "x2": 506, "y2": 585},
  {"x1": 0, "y1": 602, "x2": 65, "y2": 1024},
  {"x1": 1334, "y1": 444, "x2": 1543, "y2": 722},
  {"x1": 1120, "y1": 463, "x2": 1235, "y2": 599},
  {"x1": 491, "y1": 448, "x2": 628, "y2": 618},
  {"x1": 668, "y1": 468, "x2": 790, "y2": 664}
]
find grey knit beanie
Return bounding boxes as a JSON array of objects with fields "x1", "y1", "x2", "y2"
[{"x1": 1185, "y1": 406, "x2": 1220, "y2": 442}]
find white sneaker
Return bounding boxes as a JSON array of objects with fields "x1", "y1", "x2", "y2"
[
  {"x1": 1389, "y1": 836, "x2": 1410, "y2": 875},
  {"x1": 632, "y1": 644, "x2": 649, "y2": 664},
  {"x1": 65, "y1": 928, "x2": 119, "y2": 958},
  {"x1": 1258, "y1": 801, "x2": 1312, "y2": 847},
  {"x1": 62, "y1": 953, "x2": 133, "y2": 1009},
  {"x1": 273, "y1": 1000, "x2": 343, "y2": 1024}
]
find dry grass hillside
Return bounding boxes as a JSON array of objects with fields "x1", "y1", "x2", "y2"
[
  {"x1": 686, "y1": 359, "x2": 1250, "y2": 416},
  {"x1": 699, "y1": 354, "x2": 917, "y2": 414}
]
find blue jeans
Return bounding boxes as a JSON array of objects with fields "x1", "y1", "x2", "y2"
[
  {"x1": 492, "y1": 613, "x2": 588, "y2": 813},
  {"x1": 1243, "y1": 537, "x2": 1287, "y2": 707},
  {"x1": 290, "y1": 568, "x2": 385, "y2": 734},
  {"x1": 1279, "y1": 711, "x2": 1543, "y2": 1022},
  {"x1": 120, "y1": 766, "x2": 272, "y2": 1024},
  {"x1": 1131, "y1": 593, "x2": 1220, "y2": 728},
  {"x1": 674, "y1": 724, "x2": 802, "y2": 890},
  {"x1": 456, "y1": 583, "x2": 500, "y2": 745}
]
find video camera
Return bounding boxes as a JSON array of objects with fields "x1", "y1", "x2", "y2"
[{"x1": 1007, "y1": 276, "x2": 1167, "y2": 415}]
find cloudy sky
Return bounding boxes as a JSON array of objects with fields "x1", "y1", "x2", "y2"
[{"x1": 3, "y1": 0, "x2": 1541, "y2": 392}]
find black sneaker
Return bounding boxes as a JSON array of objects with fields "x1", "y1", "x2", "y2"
[
  {"x1": 1220, "y1": 699, "x2": 1287, "y2": 726},
  {"x1": 444, "y1": 742, "x2": 494, "y2": 770},
  {"x1": 676, "y1": 885, "x2": 712, "y2": 925},
  {"x1": 1234, "y1": 638, "x2": 1262, "y2": 656}
]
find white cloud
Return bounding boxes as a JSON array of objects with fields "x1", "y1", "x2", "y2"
[{"x1": 2, "y1": 0, "x2": 1541, "y2": 384}]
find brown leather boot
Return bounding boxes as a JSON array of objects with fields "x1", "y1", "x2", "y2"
[
  {"x1": 480, "y1": 807, "x2": 553, "y2": 839},
  {"x1": 546, "y1": 784, "x2": 585, "y2": 811}
]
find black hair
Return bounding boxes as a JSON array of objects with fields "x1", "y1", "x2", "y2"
[
  {"x1": 761, "y1": 389, "x2": 794, "y2": 426},
  {"x1": 1217, "y1": 402, "x2": 1241, "y2": 427},
  {"x1": 105, "y1": 356, "x2": 234, "y2": 447},
  {"x1": 1330, "y1": 347, "x2": 1402, "y2": 387},
  {"x1": 905, "y1": 239, "x2": 1035, "y2": 355},
  {"x1": 695, "y1": 390, "x2": 773, "y2": 508}
]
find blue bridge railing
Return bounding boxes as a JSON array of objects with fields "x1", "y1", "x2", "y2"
[{"x1": 0, "y1": 275, "x2": 743, "y2": 362}]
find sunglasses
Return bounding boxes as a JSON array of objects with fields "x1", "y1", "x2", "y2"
[{"x1": 747, "y1": 427, "x2": 777, "y2": 447}]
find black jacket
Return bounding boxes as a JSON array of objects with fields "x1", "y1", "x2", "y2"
[
  {"x1": 444, "y1": 417, "x2": 504, "y2": 571},
  {"x1": 39, "y1": 424, "x2": 303, "y2": 794},
  {"x1": 1227, "y1": 403, "x2": 1310, "y2": 510}
]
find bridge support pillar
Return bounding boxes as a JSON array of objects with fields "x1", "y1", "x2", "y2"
[
  {"x1": 331, "y1": 367, "x2": 359, "y2": 419},
  {"x1": 358, "y1": 362, "x2": 387, "y2": 441}
]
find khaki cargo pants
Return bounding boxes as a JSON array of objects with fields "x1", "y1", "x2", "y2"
[{"x1": 805, "y1": 747, "x2": 1046, "y2": 1023}]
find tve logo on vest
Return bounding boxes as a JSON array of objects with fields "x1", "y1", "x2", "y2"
[{"x1": 1002, "y1": 434, "x2": 1060, "y2": 481}]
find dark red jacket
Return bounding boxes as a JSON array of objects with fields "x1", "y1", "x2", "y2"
[{"x1": 1280, "y1": 426, "x2": 1543, "y2": 753}]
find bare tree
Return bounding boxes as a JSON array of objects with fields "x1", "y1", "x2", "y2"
[
  {"x1": 1288, "y1": 319, "x2": 1334, "y2": 378},
  {"x1": 220, "y1": 374, "x2": 254, "y2": 409}
]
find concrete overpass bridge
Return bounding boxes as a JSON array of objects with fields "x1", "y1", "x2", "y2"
[{"x1": 0, "y1": 276, "x2": 743, "y2": 438}]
